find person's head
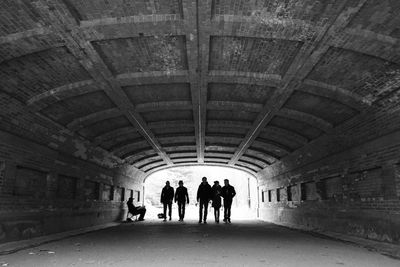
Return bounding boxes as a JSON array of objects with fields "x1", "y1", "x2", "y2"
[
  {"x1": 166, "y1": 181, "x2": 170, "y2": 187},
  {"x1": 224, "y1": 179, "x2": 229, "y2": 186},
  {"x1": 178, "y1": 180, "x2": 183, "y2": 187},
  {"x1": 128, "y1": 197, "x2": 133, "y2": 202},
  {"x1": 214, "y1": 181, "x2": 219, "y2": 186},
  {"x1": 202, "y1": 177, "x2": 207, "y2": 184}
]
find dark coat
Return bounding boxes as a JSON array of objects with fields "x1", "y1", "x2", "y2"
[
  {"x1": 221, "y1": 185, "x2": 236, "y2": 201},
  {"x1": 127, "y1": 198, "x2": 139, "y2": 214},
  {"x1": 211, "y1": 184, "x2": 222, "y2": 208},
  {"x1": 197, "y1": 182, "x2": 212, "y2": 202},
  {"x1": 161, "y1": 186, "x2": 174, "y2": 204},
  {"x1": 174, "y1": 186, "x2": 189, "y2": 204}
]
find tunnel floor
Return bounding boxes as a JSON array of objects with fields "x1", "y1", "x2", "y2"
[{"x1": 0, "y1": 220, "x2": 398, "y2": 267}]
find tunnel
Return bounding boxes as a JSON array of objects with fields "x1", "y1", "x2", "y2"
[{"x1": 0, "y1": 0, "x2": 400, "y2": 266}]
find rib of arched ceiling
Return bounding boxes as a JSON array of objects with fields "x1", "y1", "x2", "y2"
[{"x1": 0, "y1": 0, "x2": 399, "y2": 175}]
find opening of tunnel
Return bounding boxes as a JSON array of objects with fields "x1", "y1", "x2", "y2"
[{"x1": 143, "y1": 165, "x2": 258, "y2": 221}]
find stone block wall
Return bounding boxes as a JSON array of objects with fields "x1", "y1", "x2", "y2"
[
  {"x1": 0, "y1": 130, "x2": 144, "y2": 244},
  {"x1": 258, "y1": 130, "x2": 400, "y2": 244}
]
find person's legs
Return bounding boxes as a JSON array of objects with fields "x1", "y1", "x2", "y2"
[
  {"x1": 177, "y1": 202, "x2": 182, "y2": 220},
  {"x1": 138, "y1": 208, "x2": 146, "y2": 220},
  {"x1": 181, "y1": 203, "x2": 186, "y2": 220},
  {"x1": 199, "y1": 200, "x2": 203, "y2": 223},
  {"x1": 223, "y1": 200, "x2": 227, "y2": 222},
  {"x1": 214, "y1": 208, "x2": 220, "y2": 223},
  {"x1": 203, "y1": 201, "x2": 208, "y2": 223},
  {"x1": 163, "y1": 203, "x2": 167, "y2": 221},
  {"x1": 168, "y1": 203, "x2": 172, "y2": 220},
  {"x1": 226, "y1": 200, "x2": 232, "y2": 223}
]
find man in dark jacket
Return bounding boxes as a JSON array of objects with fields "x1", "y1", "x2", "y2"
[
  {"x1": 160, "y1": 181, "x2": 174, "y2": 221},
  {"x1": 221, "y1": 179, "x2": 236, "y2": 223},
  {"x1": 174, "y1": 180, "x2": 189, "y2": 221},
  {"x1": 196, "y1": 176, "x2": 212, "y2": 224}
]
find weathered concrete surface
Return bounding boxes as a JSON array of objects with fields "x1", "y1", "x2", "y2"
[{"x1": 0, "y1": 220, "x2": 399, "y2": 267}]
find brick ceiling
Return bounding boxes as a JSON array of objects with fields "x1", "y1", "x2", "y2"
[{"x1": 1, "y1": 0, "x2": 400, "y2": 175}]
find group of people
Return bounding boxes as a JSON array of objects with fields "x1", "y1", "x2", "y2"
[
  {"x1": 161, "y1": 177, "x2": 236, "y2": 224},
  {"x1": 126, "y1": 176, "x2": 236, "y2": 223}
]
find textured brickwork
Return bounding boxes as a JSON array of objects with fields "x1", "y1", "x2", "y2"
[
  {"x1": 93, "y1": 36, "x2": 188, "y2": 75},
  {"x1": 283, "y1": 91, "x2": 359, "y2": 126},
  {"x1": 0, "y1": 160, "x2": 4, "y2": 189},
  {"x1": 69, "y1": 0, "x2": 184, "y2": 20},
  {"x1": 41, "y1": 91, "x2": 115, "y2": 126},
  {"x1": 124, "y1": 83, "x2": 191, "y2": 105},
  {"x1": 268, "y1": 116, "x2": 323, "y2": 140},
  {"x1": 57, "y1": 174, "x2": 78, "y2": 199},
  {"x1": 0, "y1": 130, "x2": 144, "y2": 243},
  {"x1": 208, "y1": 83, "x2": 275, "y2": 104},
  {"x1": 209, "y1": 37, "x2": 303, "y2": 75},
  {"x1": 0, "y1": 47, "x2": 91, "y2": 101},
  {"x1": 258, "y1": 127, "x2": 400, "y2": 243},
  {"x1": 78, "y1": 116, "x2": 131, "y2": 140},
  {"x1": 0, "y1": 33, "x2": 64, "y2": 64},
  {"x1": 348, "y1": 0, "x2": 400, "y2": 37},
  {"x1": 307, "y1": 47, "x2": 400, "y2": 99},
  {"x1": 0, "y1": 0, "x2": 43, "y2": 36},
  {"x1": 211, "y1": 0, "x2": 343, "y2": 22}
]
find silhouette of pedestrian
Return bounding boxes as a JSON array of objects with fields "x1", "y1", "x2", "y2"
[
  {"x1": 211, "y1": 181, "x2": 222, "y2": 223},
  {"x1": 174, "y1": 180, "x2": 189, "y2": 221},
  {"x1": 161, "y1": 181, "x2": 174, "y2": 221},
  {"x1": 221, "y1": 179, "x2": 236, "y2": 223},
  {"x1": 197, "y1": 177, "x2": 212, "y2": 224}
]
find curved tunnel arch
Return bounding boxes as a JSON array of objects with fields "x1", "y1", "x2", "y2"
[{"x1": 142, "y1": 163, "x2": 259, "y2": 183}]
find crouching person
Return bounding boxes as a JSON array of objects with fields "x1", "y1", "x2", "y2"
[{"x1": 127, "y1": 197, "x2": 146, "y2": 221}]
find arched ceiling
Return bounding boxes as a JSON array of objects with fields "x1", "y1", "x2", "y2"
[{"x1": 1, "y1": 0, "x2": 400, "y2": 176}]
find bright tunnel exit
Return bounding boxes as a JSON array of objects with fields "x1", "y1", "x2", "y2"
[{"x1": 143, "y1": 166, "x2": 259, "y2": 222}]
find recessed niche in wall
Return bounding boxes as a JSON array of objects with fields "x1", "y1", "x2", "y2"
[{"x1": 57, "y1": 175, "x2": 77, "y2": 199}]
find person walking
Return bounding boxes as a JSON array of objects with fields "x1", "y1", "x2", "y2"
[
  {"x1": 221, "y1": 179, "x2": 236, "y2": 223},
  {"x1": 196, "y1": 177, "x2": 212, "y2": 224},
  {"x1": 160, "y1": 181, "x2": 174, "y2": 221},
  {"x1": 174, "y1": 180, "x2": 189, "y2": 221},
  {"x1": 211, "y1": 181, "x2": 222, "y2": 223}
]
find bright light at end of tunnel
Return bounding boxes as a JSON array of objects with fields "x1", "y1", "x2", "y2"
[{"x1": 143, "y1": 166, "x2": 259, "y2": 221}]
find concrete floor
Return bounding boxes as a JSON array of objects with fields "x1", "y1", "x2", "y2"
[{"x1": 0, "y1": 220, "x2": 399, "y2": 267}]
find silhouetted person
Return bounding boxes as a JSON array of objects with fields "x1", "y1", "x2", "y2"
[
  {"x1": 161, "y1": 181, "x2": 174, "y2": 221},
  {"x1": 127, "y1": 197, "x2": 146, "y2": 221},
  {"x1": 221, "y1": 179, "x2": 236, "y2": 223},
  {"x1": 174, "y1": 180, "x2": 189, "y2": 221},
  {"x1": 211, "y1": 181, "x2": 222, "y2": 223},
  {"x1": 197, "y1": 177, "x2": 212, "y2": 224}
]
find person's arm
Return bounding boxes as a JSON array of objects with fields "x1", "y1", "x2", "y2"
[
  {"x1": 160, "y1": 188, "x2": 164, "y2": 203},
  {"x1": 221, "y1": 187, "x2": 226, "y2": 199},
  {"x1": 132, "y1": 203, "x2": 139, "y2": 212},
  {"x1": 185, "y1": 188, "x2": 189, "y2": 204},
  {"x1": 196, "y1": 186, "x2": 200, "y2": 202},
  {"x1": 232, "y1": 186, "x2": 236, "y2": 198}
]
